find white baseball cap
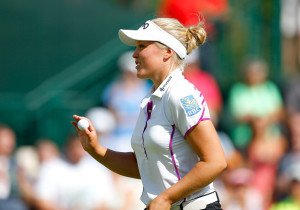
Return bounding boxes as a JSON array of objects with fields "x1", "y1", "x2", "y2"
[{"x1": 119, "y1": 20, "x2": 187, "y2": 59}]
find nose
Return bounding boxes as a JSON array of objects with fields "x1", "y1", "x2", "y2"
[{"x1": 132, "y1": 49, "x2": 138, "y2": 58}]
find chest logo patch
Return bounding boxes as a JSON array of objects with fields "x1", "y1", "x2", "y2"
[{"x1": 180, "y1": 95, "x2": 201, "y2": 116}]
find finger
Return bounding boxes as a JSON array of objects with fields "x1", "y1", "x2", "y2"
[
  {"x1": 71, "y1": 121, "x2": 81, "y2": 132},
  {"x1": 73, "y1": 114, "x2": 84, "y2": 121},
  {"x1": 85, "y1": 118, "x2": 96, "y2": 132}
]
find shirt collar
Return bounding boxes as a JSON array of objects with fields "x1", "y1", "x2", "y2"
[{"x1": 152, "y1": 68, "x2": 183, "y2": 98}]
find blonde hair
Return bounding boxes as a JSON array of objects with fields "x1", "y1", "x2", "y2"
[{"x1": 152, "y1": 18, "x2": 206, "y2": 54}]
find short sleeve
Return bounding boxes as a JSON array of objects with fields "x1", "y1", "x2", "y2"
[{"x1": 168, "y1": 86, "x2": 210, "y2": 137}]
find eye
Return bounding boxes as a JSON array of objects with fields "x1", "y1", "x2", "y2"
[{"x1": 137, "y1": 44, "x2": 146, "y2": 49}]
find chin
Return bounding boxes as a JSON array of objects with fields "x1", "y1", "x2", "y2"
[
  {"x1": 136, "y1": 71, "x2": 148, "y2": 80},
  {"x1": 137, "y1": 74, "x2": 147, "y2": 80}
]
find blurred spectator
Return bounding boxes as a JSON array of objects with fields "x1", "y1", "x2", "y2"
[
  {"x1": 183, "y1": 49, "x2": 223, "y2": 125},
  {"x1": 14, "y1": 145, "x2": 39, "y2": 207},
  {"x1": 247, "y1": 111, "x2": 287, "y2": 209},
  {"x1": 31, "y1": 138, "x2": 70, "y2": 209},
  {"x1": 283, "y1": 113, "x2": 300, "y2": 171},
  {"x1": 274, "y1": 112, "x2": 300, "y2": 204},
  {"x1": 88, "y1": 99, "x2": 145, "y2": 210},
  {"x1": 219, "y1": 167, "x2": 264, "y2": 210},
  {"x1": 17, "y1": 138, "x2": 68, "y2": 209},
  {"x1": 280, "y1": 0, "x2": 300, "y2": 75},
  {"x1": 0, "y1": 125, "x2": 28, "y2": 210},
  {"x1": 35, "y1": 138, "x2": 61, "y2": 164},
  {"x1": 271, "y1": 169, "x2": 300, "y2": 210},
  {"x1": 22, "y1": 136, "x2": 116, "y2": 210},
  {"x1": 228, "y1": 58, "x2": 287, "y2": 208},
  {"x1": 228, "y1": 58, "x2": 284, "y2": 152},
  {"x1": 284, "y1": 74, "x2": 300, "y2": 115},
  {"x1": 101, "y1": 50, "x2": 151, "y2": 152},
  {"x1": 15, "y1": 146, "x2": 39, "y2": 184},
  {"x1": 60, "y1": 135, "x2": 115, "y2": 210}
]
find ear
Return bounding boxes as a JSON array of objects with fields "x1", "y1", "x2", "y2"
[{"x1": 163, "y1": 48, "x2": 174, "y2": 61}]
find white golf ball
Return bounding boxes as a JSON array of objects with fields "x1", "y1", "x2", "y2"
[{"x1": 77, "y1": 118, "x2": 89, "y2": 130}]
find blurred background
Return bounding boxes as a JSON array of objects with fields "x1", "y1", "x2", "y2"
[{"x1": 1, "y1": 0, "x2": 300, "y2": 210}]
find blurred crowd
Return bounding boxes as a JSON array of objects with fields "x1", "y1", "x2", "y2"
[
  {"x1": 2, "y1": 0, "x2": 300, "y2": 210},
  {"x1": 2, "y1": 50, "x2": 300, "y2": 210}
]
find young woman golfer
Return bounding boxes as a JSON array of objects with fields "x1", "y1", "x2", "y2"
[{"x1": 73, "y1": 17, "x2": 227, "y2": 210}]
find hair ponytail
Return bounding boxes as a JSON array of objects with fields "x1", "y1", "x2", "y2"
[
  {"x1": 153, "y1": 17, "x2": 207, "y2": 58},
  {"x1": 186, "y1": 23, "x2": 206, "y2": 54}
]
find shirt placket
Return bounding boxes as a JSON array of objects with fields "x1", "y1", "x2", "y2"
[{"x1": 141, "y1": 100, "x2": 153, "y2": 159}]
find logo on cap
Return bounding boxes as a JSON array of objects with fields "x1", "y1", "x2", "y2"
[{"x1": 142, "y1": 22, "x2": 149, "y2": 29}]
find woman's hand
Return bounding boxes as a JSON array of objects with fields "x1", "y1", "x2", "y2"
[
  {"x1": 72, "y1": 115, "x2": 140, "y2": 179},
  {"x1": 71, "y1": 115, "x2": 99, "y2": 154},
  {"x1": 146, "y1": 195, "x2": 172, "y2": 210}
]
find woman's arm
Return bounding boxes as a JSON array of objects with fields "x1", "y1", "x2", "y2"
[
  {"x1": 148, "y1": 120, "x2": 227, "y2": 209},
  {"x1": 72, "y1": 115, "x2": 140, "y2": 179}
]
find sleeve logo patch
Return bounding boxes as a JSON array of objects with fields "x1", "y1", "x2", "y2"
[{"x1": 180, "y1": 95, "x2": 201, "y2": 116}]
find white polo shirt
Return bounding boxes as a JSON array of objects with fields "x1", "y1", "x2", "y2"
[{"x1": 131, "y1": 68, "x2": 215, "y2": 206}]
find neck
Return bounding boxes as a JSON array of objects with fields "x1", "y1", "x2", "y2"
[{"x1": 153, "y1": 62, "x2": 178, "y2": 90}]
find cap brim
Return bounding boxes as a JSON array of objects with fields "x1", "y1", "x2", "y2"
[{"x1": 118, "y1": 29, "x2": 157, "y2": 46}]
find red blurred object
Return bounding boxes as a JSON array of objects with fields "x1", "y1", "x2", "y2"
[{"x1": 158, "y1": 0, "x2": 229, "y2": 26}]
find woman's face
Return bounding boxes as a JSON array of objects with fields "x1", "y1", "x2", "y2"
[{"x1": 133, "y1": 41, "x2": 166, "y2": 81}]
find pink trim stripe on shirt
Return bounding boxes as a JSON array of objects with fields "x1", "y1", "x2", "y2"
[
  {"x1": 169, "y1": 124, "x2": 181, "y2": 181},
  {"x1": 184, "y1": 106, "x2": 210, "y2": 138}
]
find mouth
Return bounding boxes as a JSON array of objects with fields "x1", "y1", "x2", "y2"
[{"x1": 135, "y1": 61, "x2": 141, "y2": 71}]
